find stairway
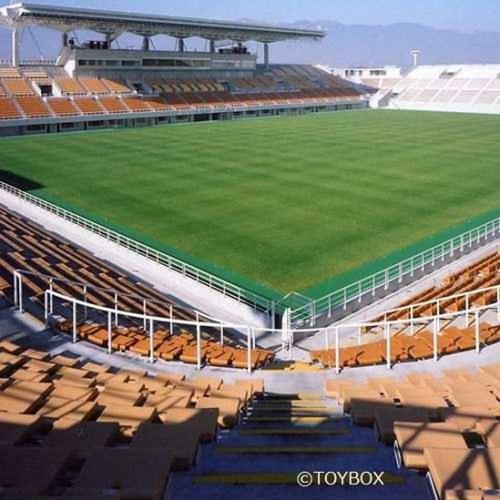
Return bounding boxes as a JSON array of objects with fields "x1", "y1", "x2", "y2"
[{"x1": 168, "y1": 392, "x2": 428, "y2": 499}]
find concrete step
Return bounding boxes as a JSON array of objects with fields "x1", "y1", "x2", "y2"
[{"x1": 216, "y1": 445, "x2": 377, "y2": 455}]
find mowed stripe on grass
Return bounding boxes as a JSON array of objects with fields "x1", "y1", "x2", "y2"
[{"x1": 1, "y1": 109, "x2": 500, "y2": 293}]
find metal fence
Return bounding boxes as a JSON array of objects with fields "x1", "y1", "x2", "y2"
[
  {"x1": 11, "y1": 271, "x2": 497, "y2": 374},
  {"x1": 291, "y1": 216, "x2": 500, "y2": 326},
  {"x1": 0, "y1": 180, "x2": 275, "y2": 315}
]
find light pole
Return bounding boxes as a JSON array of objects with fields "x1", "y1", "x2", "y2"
[{"x1": 410, "y1": 50, "x2": 421, "y2": 67}]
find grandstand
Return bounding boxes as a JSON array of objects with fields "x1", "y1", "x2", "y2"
[
  {"x1": 0, "y1": 3, "x2": 365, "y2": 137},
  {"x1": 388, "y1": 65, "x2": 500, "y2": 114},
  {"x1": 0, "y1": 1, "x2": 499, "y2": 499}
]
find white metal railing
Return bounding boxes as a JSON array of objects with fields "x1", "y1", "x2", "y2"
[
  {"x1": 12, "y1": 271, "x2": 498, "y2": 375},
  {"x1": 0, "y1": 180, "x2": 275, "y2": 315},
  {"x1": 370, "y1": 280, "x2": 500, "y2": 325},
  {"x1": 322, "y1": 299, "x2": 499, "y2": 375},
  {"x1": 291, "y1": 215, "x2": 500, "y2": 326},
  {"x1": 13, "y1": 269, "x2": 223, "y2": 325}
]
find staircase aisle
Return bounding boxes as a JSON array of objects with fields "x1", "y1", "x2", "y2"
[{"x1": 168, "y1": 391, "x2": 428, "y2": 499}]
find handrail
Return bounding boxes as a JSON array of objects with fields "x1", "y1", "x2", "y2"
[
  {"x1": 0, "y1": 180, "x2": 275, "y2": 314},
  {"x1": 370, "y1": 278, "x2": 500, "y2": 323},
  {"x1": 14, "y1": 269, "x2": 222, "y2": 324},
  {"x1": 291, "y1": 215, "x2": 500, "y2": 325},
  {"x1": 12, "y1": 272, "x2": 497, "y2": 375}
]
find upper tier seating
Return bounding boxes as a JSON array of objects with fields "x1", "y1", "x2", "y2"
[
  {"x1": 101, "y1": 78, "x2": 132, "y2": 94},
  {"x1": 79, "y1": 77, "x2": 111, "y2": 94},
  {"x1": 325, "y1": 362, "x2": 500, "y2": 499},
  {"x1": 0, "y1": 207, "x2": 274, "y2": 370},
  {"x1": 0, "y1": 68, "x2": 22, "y2": 79},
  {"x1": 55, "y1": 78, "x2": 86, "y2": 95},
  {"x1": 1, "y1": 78, "x2": 35, "y2": 96}
]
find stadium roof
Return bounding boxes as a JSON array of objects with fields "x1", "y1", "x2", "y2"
[{"x1": 0, "y1": 3, "x2": 326, "y2": 43}]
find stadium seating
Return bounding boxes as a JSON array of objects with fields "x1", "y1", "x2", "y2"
[
  {"x1": 325, "y1": 362, "x2": 500, "y2": 499},
  {"x1": 0, "y1": 336, "x2": 264, "y2": 497},
  {"x1": 0, "y1": 206, "x2": 274, "y2": 370},
  {"x1": 0, "y1": 96, "x2": 22, "y2": 119},
  {"x1": 1, "y1": 78, "x2": 35, "y2": 96},
  {"x1": 46, "y1": 97, "x2": 80, "y2": 116},
  {"x1": 15, "y1": 96, "x2": 52, "y2": 118},
  {"x1": 73, "y1": 97, "x2": 105, "y2": 114},
  {"x1": 391, "y1": 65, "x2": 500, "y2": 112},
  {"x1": 79, "y1": 77, "x2": 110, "y2": 94},
  {"x1": 99, "y1": 96, "x2": 129, "y2": 113},
  {"x1": 310, "y1": 250, "x2": 500, "y2": 370},
  {"x1": 0, "y1": 64, "x2": 362, "y2": 123}
]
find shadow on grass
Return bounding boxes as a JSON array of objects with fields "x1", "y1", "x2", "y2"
[{"x1": 0, "y1": 171, "x2": 45, "y2": 191}]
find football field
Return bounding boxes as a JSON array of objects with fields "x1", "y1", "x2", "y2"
[{"x1": 2, "y1": 109, "x2": 500, "y2": 297}]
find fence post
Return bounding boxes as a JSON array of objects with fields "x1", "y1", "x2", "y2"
[
  {"x1": 72, "y1": 300, "x2": 77, "y2": 343},
  {"x1": 251, "y1": 327, "x2": 256, "y2": 349},
  {"x1": 465, "y1": 294, "x2": 469, "y2": 328},
  {"x1": 410, "y1": 305, "x2": 415, "y2": 336},
  {"x1": 497, "y1": 288, "x2": 500, "y2": 322},
  {"x1": 475, "y1": 310, "x2": 480, "y2": 354},
  {"x1": 433, "y1": 317, "x2": 438, "y2": 362},
  {"x1": 220, "y1": 324, "x2": 224, "y2": 346},
  {"x1": 169, "y1": 305, "x2": 173, "y2": 336},
  {"x1": 18, "y1": 274, "x2": 23, "y2": 313},
  {"x1": 114, "y1": 293, "x2": 118, "y2": 326},
  {"x1": 143, "y1": 300, "x2": 147, "y2": 331},
  {"x1": 107, "y1": 311, "x2": 112, "y2": 354},
  {"x1": 49, "y1": 279, "x2": 54, "y2": 314},
  {"x1": 83, "y1": 286, "x2": 87, "y2": 320},
  {"x1": 149, "y1": 318, "x2": 154, "y2": 364},
  {"x1": 44, "y1": 290, "x2": 49, "y2": 326},
  {"x1": 335, "y1": 327, "x2": 340, "y2": 375},
  {"x1": 196, "y1": 321, "x2": 201, "y2": 370},
  {"x1": 13, "y1": 271, "x2": 18, "y2": 307},
  {"x1": 385, "y1": 322, "x2": 391, "y2": 369},
  {"x1": 247, "y1": 326, "x2": 252, "y2": 374},
  {"x1": 358, "y1": 326, "x2": 362, "y2": 345}
]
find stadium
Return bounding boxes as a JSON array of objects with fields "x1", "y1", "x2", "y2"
[{"x1": 0, "y1": 1, "x2": 498, "y2": 499}]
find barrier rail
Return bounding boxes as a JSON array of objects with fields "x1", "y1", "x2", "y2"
[
  {"x1": 14, "y1": 269, "x2": 223, "y2": 325},
  {"x1": 291, "y1": 216, "x2": 500, "y2": 326},
  {"x1": 0, "y1": 180, "x2": 275, "y2": 315},
  {"x1": 323, "y1": 299, "x2": 500, "y2": 375},
  {"x1": 12, "y1": 270, "x2": 498, "y2": 375}
]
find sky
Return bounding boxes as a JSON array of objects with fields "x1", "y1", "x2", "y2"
[{"x1": 11, "y1": 0, "x2": 500, "y2": 33}]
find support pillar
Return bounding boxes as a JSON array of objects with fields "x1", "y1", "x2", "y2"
[
  {"x1": 12, "y1": 29, "x2": 20, "y2": 68},
  {"x1": 142, "y1": 36, "x2": 150, "y2": 51},
  {"x1": 209, "y1": 39, "x2": 215, "y2": 53},
  {"x1": 264, "y1": 42, "x2": 270, "y2": 69},
  {"x1": 62, "y1": 32, "x2": 69, "y2": 48},
  {"x1": 178, "y1": 38, "x2": 185, "y2": 52}
]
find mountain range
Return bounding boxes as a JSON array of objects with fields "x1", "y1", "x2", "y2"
[{"x1": 1, "y1": 19, "x2": 500, "y2": 67}]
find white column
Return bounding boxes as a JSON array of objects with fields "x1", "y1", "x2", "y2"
[{"x1": 12, "y1": 29, "x2": 20, "y2": 68}]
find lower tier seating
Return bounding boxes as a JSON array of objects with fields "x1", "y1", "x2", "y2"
[
  {"x1": 0, "y1": 337, "x2": 264, "y2": 497},
  {"x1": 325, "y1": 362, "x2": 500, "y2": 499}
]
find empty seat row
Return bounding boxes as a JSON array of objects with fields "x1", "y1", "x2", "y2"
[
  {"x1": 0, "y1": 337, "x2": 264, "y2": 497},
  {"x1": 0, "y1": 207, "x2": 275, "y2": 370},
  {"x1": 325, "y1": 363, "x2": 500, "y2": 499}
]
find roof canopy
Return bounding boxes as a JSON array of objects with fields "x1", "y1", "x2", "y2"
[{"x1": 0, "y1": 3, "x2": 326, "y2": 43}]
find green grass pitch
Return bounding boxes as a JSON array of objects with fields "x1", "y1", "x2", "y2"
[{"x1": 2, "y1": 109, "x2": 500, "y2": 296}]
